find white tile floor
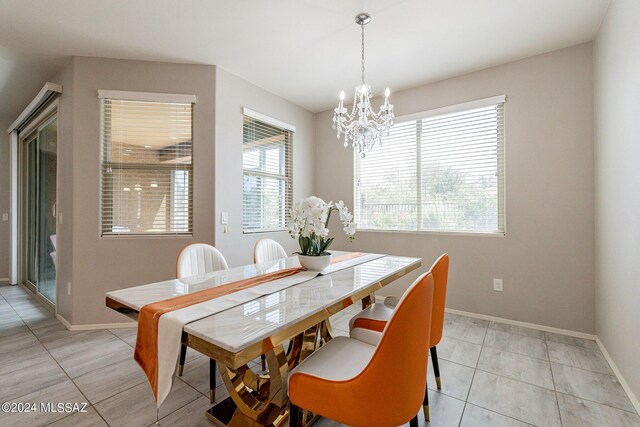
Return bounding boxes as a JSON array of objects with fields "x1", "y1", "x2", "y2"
[{"x1": 1, "y1": 283, "x2": 639, "y2": 427}]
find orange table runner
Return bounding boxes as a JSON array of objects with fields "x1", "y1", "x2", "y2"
[{"x1": 135, "y1": 252, "x2": 365, "y2": 401}]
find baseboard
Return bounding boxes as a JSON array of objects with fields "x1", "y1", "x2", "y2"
[
  {"x1": 376, "y1": 295, "x2": 638, "y2": 415},
  {"x1": 596, "y1": 337, "x2": 640, "y2": 415},
  {"x1": 56, "y1": 314, "x2": 72, "y2": 330},
  {"x1": 375, "y1": 295, "x2": 596, "y2": 339},
  {"x1": 444, "y1": 307, "x2": 597, "y2": 340},
  {"x1": 56, "y1": 314, "x2": 135, "y2": 331},
  {"x1": 419, "y1": 306, "x2": 639, "y2": 414}
]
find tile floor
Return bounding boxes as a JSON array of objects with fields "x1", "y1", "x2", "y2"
[{"x1": 1, "y1": 283, "x2": 639, "y2": 427}]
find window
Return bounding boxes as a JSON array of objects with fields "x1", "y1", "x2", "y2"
[
  {"x1": 355, "y1": 96, "x2": 505, "y2": 234},
  {"x1": 99, "y1": 91, "x2": 195, "y2": 236},
  {"x1": 242, "y1": 110, "x2": 293, "y2": 233}
]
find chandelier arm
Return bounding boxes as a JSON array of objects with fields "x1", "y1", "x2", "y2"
[{"x1": 347, "y1": 95, "x2": 358, "y2": 120}]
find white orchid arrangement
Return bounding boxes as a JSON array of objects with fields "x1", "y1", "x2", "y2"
[{"x1": 288, "y1": 196, "x2": 356, "y2": 256}]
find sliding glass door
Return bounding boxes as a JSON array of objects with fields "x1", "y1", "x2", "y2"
[
  {"x1": 24, "y1": 135, "x2": 39, "y2": 288},
  {"x1": 20, "y1": 116, "x2": 58, "y2": 305}
]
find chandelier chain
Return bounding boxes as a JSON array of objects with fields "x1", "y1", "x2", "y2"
[{"x1": 361, "y1": 23, "x2": 365, "y2": 85}]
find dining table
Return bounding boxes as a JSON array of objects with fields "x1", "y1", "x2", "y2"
[{"x1": 106, "y1": 251, "x2": 421, "y2": 427}]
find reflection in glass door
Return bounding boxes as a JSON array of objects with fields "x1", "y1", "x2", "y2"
[
  {"x1": 25, "y1": 136, "x2": 38, "y2": 288},
  {"x1": 21, "y1": 116, "x2": 58, "y2": 305},
  {"x1": 37, "y1": 118, "x2": 58, "y2": 303}
]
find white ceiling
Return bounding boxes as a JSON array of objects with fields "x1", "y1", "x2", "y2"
[{"x1": 0, "y1": 0, "x2": 610, "y2": 123}]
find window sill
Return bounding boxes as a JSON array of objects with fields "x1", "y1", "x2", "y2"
[
  {"x1": 100, "y1": 233, "x2": 193, "y2": 239},
  {"x1": 242, "y1": 228, "x2": 289, "y2": 235},
  {"x1": 356, "y1": 228, "x2": 506, "y2": 238}
]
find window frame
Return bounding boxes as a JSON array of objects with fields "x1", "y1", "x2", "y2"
[
  {"x1": 242, "y1": 109, "x2": 295, "y2": 234},
  {"x1": 98, "y1": 90, "x2": 196, "y2": 238},
  {"x1": 354, "y1": 95, "x2": 506, "y2": 237}
]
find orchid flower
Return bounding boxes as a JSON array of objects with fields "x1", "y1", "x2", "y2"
[{"x1": 289, "y1": 196, "x2": 356, "y2": 256}]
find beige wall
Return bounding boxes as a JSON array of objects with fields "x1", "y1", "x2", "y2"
[
  {"x1": 316, "y1": 43, "x2": 596, "y2": 333},
  {"x1": 47, "y1": 58, "x2": 315, "y2": 325},
  {"x1": 214, "y1": 68, "x2": 315, "y2": 266},
  {"x1": 0, "y1": 121, "x2": 10, "y2": 281},
  {"x1": 594, "y1": 0, "x2": 640, "y2": 402},
  {"x1": 65, "y1": 57, "x2": 216, "y2": 325},
  {"x1": 51, "y1": 60, "x2": 74, "y2": 320}
]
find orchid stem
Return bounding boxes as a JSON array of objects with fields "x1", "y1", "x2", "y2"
[{"x1": 324, "y1": 207, "x2": 335, "y2": 229}]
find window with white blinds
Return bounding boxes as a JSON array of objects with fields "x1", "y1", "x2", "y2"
[
  {"x1": 242, "y1": 114, "x2": 293, "y2": 233},
  {"x1": 100, "y1": 94, "x2": 194, "y2": 236},
  {"x1": 355, "y1": 96, "x2": 505, "y2": 234}
]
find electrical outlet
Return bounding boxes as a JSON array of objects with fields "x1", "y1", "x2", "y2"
[
  {"x1": 67, "y1": 282, "x2": 71, "y2": 295},
  {"x1": 1, "y1": 213, "x2": 8, "y2": 221},
  {"x1": 493, "y1": 278, "x2": 503, "y2": 292}
]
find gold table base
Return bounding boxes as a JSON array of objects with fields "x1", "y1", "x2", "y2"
[{"x1": 206, "y1": 296, "x2": 376, "y2": 427}]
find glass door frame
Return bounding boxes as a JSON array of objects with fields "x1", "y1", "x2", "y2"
[
  {"x1": 18, "y1": 103, "x2": 58, "y2": 309},
  {"x1": 21, "y1": 132, "x2": 39, "y2": 294}
]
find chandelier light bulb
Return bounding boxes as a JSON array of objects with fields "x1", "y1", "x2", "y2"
[
  {"x1": 339, "y1": 90, "x2": 345, "y2": 101},
  {"x1": 385, "y1": 87, "x2": 390, "y2": 98}
]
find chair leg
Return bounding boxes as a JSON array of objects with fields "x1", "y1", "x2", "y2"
[
  {"x1": 423, "y1": 386, "x2": 430, "y2": 421},
  {"x1": 290, "y1": 402, "x2": 300, "y2": 427},
  {"x1": 261, "y1": 354, "x2": 266, "y2": 371},
  {"x1": 430, "y1": 346, "x2": 441, "y2": 390},
  {"x1": 209, "y1": 358, "x2": 216, "y2": 403},
  {"x1": 177, "y1": 343, "x2": 187, "y2": 376},
  {"x1": 410, "y1": 415, "x2": 419, "y2": 427}
]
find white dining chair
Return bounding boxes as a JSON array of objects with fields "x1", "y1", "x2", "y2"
[
  {"x1": 176, "y1": 243, "x2": 229, "y2": 278},
  {"x1": 253, "y1": 238, "x2": 287, "y2": 264},
  {"x1": 253, "y1": 238, "x2": 288, "y2": 370},
  {"x1": 175, "y1": 243, "x2": 229, "y2": 403}
]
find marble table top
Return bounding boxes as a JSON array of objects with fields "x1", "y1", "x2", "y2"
[{"x1": 107, "y1": 252, "x2": 421, "y2": 354}]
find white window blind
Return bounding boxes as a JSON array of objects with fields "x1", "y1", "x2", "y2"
[
  {"x1": 242, "y1": 115, "x2": 293, "y2": 233},
  {"x1": 100, "y1": 97, "x2": 194, "y2": 236},
  {"x1": 355, "y1": 98, "x2": 505, "y2": 234}
]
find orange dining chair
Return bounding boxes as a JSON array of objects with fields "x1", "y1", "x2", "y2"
[
  {"x1": 288, "y1": 272, "x2": 434, "y2": 427},
  {"x1": 348, "y1": 253, "x2": 449, "y2": 420},
  {"x1": 175, "y1": 243, "x2": 229, "y2": 402}
]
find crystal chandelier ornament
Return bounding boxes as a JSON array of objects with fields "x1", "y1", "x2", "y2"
[{"x1": 333, "y1": 12, "x2": 394, "y2": 157}]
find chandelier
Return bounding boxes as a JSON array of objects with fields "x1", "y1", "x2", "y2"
[{"x1": 332, "y1": 12, "x2": 394, "y2": 157}]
